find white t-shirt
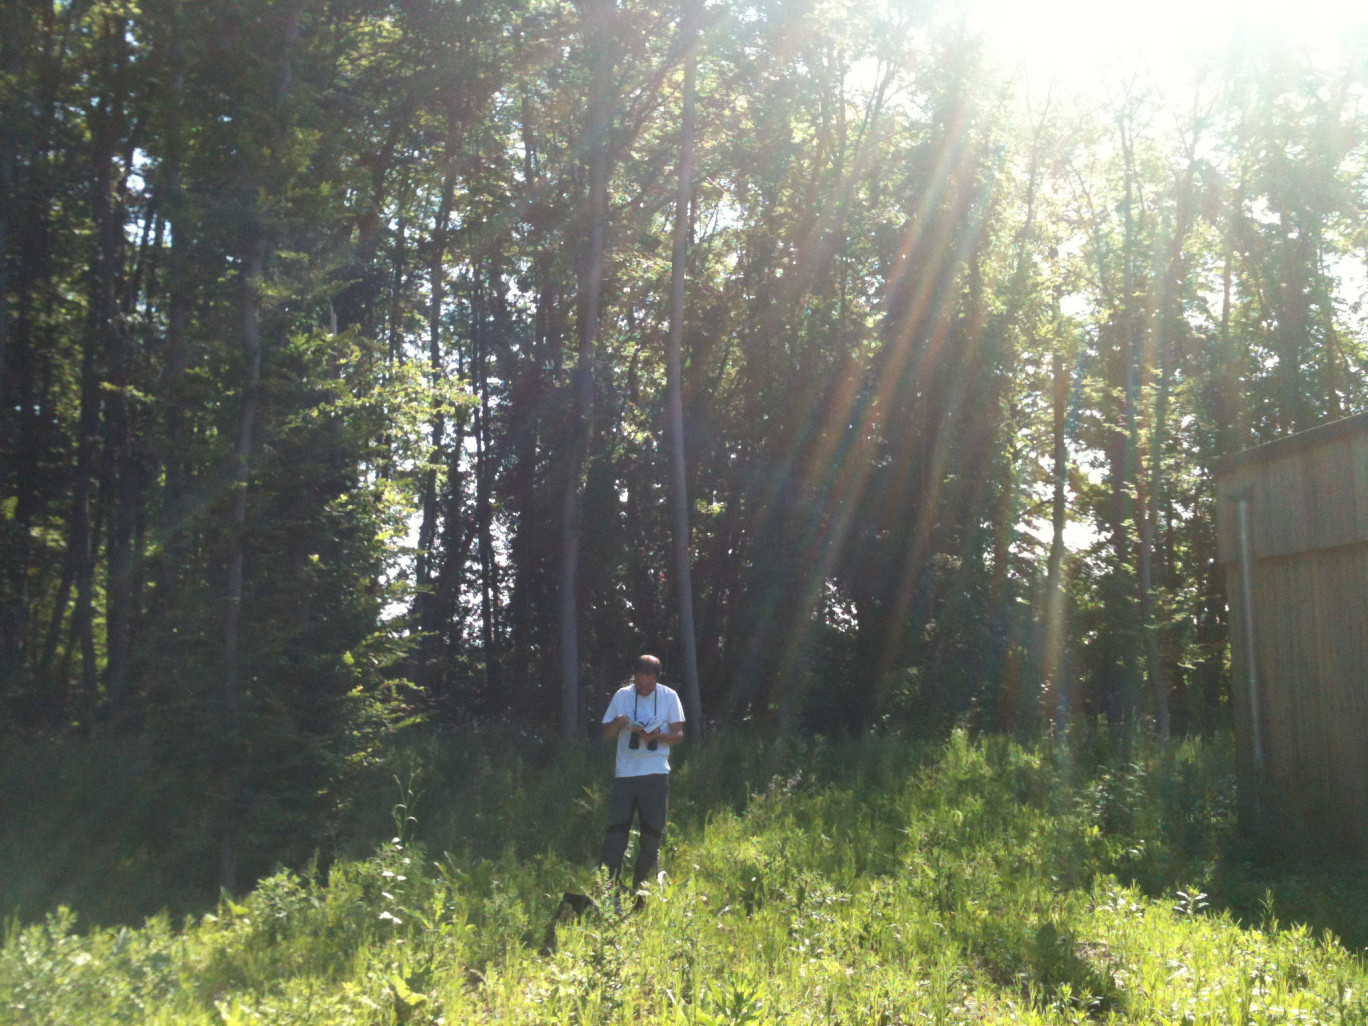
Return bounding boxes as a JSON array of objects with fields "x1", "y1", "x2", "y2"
[{"x1": 602, "y1": 682, "x2": 685, "y2": 777}]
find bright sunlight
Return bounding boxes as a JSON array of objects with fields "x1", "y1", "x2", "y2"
[{"x1": 959, "y1": 0, "x2": 1368, "y2": 96}]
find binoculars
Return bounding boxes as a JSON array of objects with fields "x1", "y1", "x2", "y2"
[{"x1": 628, "y1": 732, "x2": 658, "y2": 752}]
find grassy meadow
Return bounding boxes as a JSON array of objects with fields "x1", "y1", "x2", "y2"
[{"x1": 4, "y1": 726, "x2": 1368, "y2": 1025}]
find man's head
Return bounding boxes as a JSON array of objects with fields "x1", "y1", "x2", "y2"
[{"x1": 633, "y1": 654, "x2": 661, "y2": 694}]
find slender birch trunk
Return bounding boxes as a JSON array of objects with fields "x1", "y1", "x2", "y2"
[
  {"x1": 560, "y1": 0, "x2": 614, "y2": 738},
  {"x1": 666, "y1": 0, "x2": 704, "y2": 735}
]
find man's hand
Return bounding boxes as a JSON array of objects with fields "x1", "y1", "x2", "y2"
[{"x1": 650, "y1": 722, "x2": 684, "y2": 745}]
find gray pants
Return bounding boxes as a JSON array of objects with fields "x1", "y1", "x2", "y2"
[{"x1": 599, "y1": 773, "x2": 669, "y2": 890}]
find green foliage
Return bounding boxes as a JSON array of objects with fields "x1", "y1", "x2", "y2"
[
  {"x1": 5, "y1": 728, "x2": 1368, "y2": 1025},
  {"x1": 4, "y1": 0, "x2": 1368, "y2": 933},
  {"x1": 12, "y1": 13, "x2": 1368, "y2": 1023}
]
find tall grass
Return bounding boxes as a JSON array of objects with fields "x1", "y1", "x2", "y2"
[{"x1": 4, "y1": 726, "x2": 1367, "y2": 1024}]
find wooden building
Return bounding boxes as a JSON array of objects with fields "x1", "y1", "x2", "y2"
[{"x1": 1215, "y1": 412, "x2": 1368, "y2": 856}]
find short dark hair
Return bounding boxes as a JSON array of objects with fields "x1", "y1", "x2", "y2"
[{"x1": 634, "y1": 654, "x2": 661, "y2": 676}]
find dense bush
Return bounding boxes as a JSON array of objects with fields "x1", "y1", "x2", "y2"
[{"x1": 4, "y1": 727, "x2": 1368, "y2": 1024}]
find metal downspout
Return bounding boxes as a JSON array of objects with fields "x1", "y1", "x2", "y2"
[{"x1": 1235, "y1": 493, "x2": 1264, "y2": 768}]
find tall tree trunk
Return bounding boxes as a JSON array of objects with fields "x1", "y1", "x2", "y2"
[
  {"x1": 1275, "y1": 207, "x2": 1313, "y2": 434},
  {"x1": 665, "y1": 0, "x2": 704, "y2": 735},
  {"x1": 409, "y1": 155, "x2": 457, "y2": 688},
  {"x1": 1137, "y1": 287, "x2": 1174, "y2": 742},
  {"x1": 1044, "y1": 347, "x2": 1071, "y2": 732},
  {"x1": 220, "y1": 227, "x2": 266, "y2": 893},
  {"x1": 504, "y1": 92, "x2": 553, "y2": 706},
  {"x1": 159, "y1": 0, "x2": 190, "y2": 606},
  {"x1": 0, "y1": 0, "x2": 16, "y2": 402},
  {"x1": 506, "y1": 349, "x2": 545, "y2": 707},
  {"x1": 425, "y1": 419, "x2": 475, "y2": 695},
  {"x1": 989, "y1": 105, "x2": 1047, "y2": 736},
  {"x1": 219, "y1": 0, "x2": 304, "y2": 893},
  {"x1": 1136, "y1": 141, "x2": 1198, "y2": 742},
  {"x1": 16, "y1": 4, "x2": 76, "y2": 719},
  {"x1": 97, "y1": 11, "x2": 136, "y2": 723},
  {"x1": 1136, "y1": 375, "x2": 1172, "y2": 740},
  {"x1": 0, "y1": 2, "x2": 31, "y2": 707},
  {"x1": 559, "y1": 0, "x2": 615, "y2": 738},
  {"x1": 72, "y1": 14, "x2": 130, "y2": 717},
  {"x1": 1101, "y1": 104, "x2": 1145, "y2": 726},
  {"x1": 70, "y1": 341, "x2": 101, "y2": 718},
  {"x1": 475, "y1": 266, "x2": 502, "y2": 701}
]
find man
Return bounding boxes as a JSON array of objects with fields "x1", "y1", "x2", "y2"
[{"x1": 599, "y1": 654, "x2": 685, "y2": 895}]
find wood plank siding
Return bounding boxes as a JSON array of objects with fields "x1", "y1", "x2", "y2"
[{"x1": 1215, "y1": 412, "x2": 1368, "y2": 855}]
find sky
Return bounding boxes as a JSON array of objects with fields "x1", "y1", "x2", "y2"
[{"x1": 954, "y1": 0, "x2": 1368, "y2": 98}]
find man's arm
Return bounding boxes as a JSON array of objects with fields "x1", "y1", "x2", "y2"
[
  {"x1": 649, "y1": 721, "x2": 685, "y2": 746},
  {"x1": 604, "y1": 714, "x2": 630, "y2": 740}
]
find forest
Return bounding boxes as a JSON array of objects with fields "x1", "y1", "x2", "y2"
[{"x1": 2, "y1": 0, "x2": 1367, "y2": 908}]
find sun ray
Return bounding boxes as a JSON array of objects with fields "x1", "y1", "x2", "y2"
[{"x1": 754, "y1": 81, "x2": 993, "y2": 703}]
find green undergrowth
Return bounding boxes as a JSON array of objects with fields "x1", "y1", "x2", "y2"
[{"x1": 4, "y1": 727, "x2": 1367, "y2": 1024}]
